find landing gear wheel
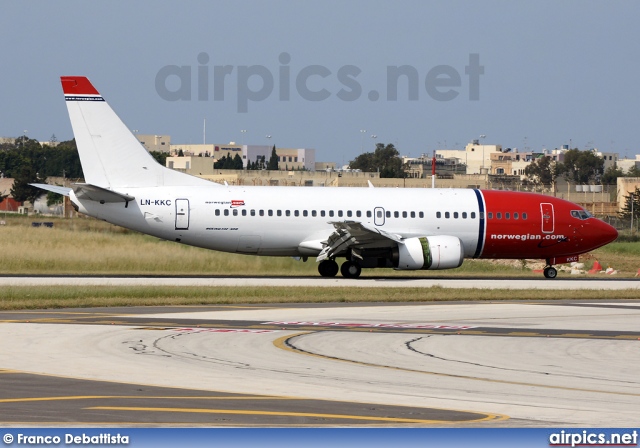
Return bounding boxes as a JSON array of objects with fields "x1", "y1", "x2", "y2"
[
  {"x1": 543, "y1": 266, "x2": 557, "y2": 279},
  {"x1": 318, "y1": 259, "x2": 339, "y2": 277},
  {"x1": 340, "y1": 261, "x2": 362, "y2": 279}
]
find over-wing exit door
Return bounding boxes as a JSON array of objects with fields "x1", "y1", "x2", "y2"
[{"x1": 175, "y1": 199, "x2": 190, "y2": 230}]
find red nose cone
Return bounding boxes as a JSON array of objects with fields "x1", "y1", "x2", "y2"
[{"x1": 592, "y1": 220, "x2": 618, "y2": 249}]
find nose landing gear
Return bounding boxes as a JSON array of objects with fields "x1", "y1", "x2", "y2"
[{"x1": 543, "y1": 265, "x2": 558, "y2": 279}]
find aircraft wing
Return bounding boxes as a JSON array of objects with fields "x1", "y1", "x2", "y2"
[{"x1": 317, "y1": 220, "x2": 402, "y2": 262}]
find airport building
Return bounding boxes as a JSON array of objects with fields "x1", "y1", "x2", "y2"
[
  {"x1": 135, "y1": 134, "x2": 171, "y2": 152},
  {"x1": 166, "y1": 143, "x2": 315, "y2": 172}
]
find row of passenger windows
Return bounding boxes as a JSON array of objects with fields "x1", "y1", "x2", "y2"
[
  {"x1": 213, "y1": 209, "x2": 529, "y2": 220},
  {"x1": 435, "y1": 211, "x2": 528, "y2": 220},
  {"x1": 214, "y1": 209, "x2": 426, "y2": 218}
]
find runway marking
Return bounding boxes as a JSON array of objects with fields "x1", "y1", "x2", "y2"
[
  {"x1": 0, "y1": 396, "x2": 293, "y2": 403},
  {"x1": 86, "y1": 406, "x2": 505, "y2": 424},
  {"x1": 275, "y1": 333, "x2": 640, "y2": 397}
]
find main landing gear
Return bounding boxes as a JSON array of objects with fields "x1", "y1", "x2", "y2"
[{"x1": 317, "y1": 259, "x2": 362, "y2": 279}]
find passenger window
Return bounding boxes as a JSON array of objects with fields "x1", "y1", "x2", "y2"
[
  {"x1": 277, "y1": 210, "x2": 282, "y2": 216},
  {"x1": 338, "y1": 210, "x2": 343, "y2": 217},
  {"x1": 386, "y1": 211, "x2": 391, "y2": 218},
  {"x1": 329, "y1": 210, "x2": 334, "y2": 217},
  {"x1": 233, "y1": 209, "x2": 238, "y2": 216},
  {"x1": 471, "y1": 212, "x2": 477, "y2": 219},
  {"x1": 402, "y1": 211, "x2": 407, "y2": 218},
  {"x1": 419, "y1": 211, "x2": 424, "y2": 218},
  {"x1": 488, "y1": 212, "x2": 493, "y2": 219},
  {"x1": 303, "y1": 210, "x2": 308, "y2": 217},
  {"x1": 394, "y1": 211, "x2": 399, "y2": 218},
  {"x1": 410, "y1": 211, "x2": 415, "y2": 218},
  {"x1": 356, "y1": 211, "x2": 361, "y2": 217},
  {"x1": 294, "y1": 210, "x2": 299, "y2": 217},
  {"x1": 462, "y1": 212, "x2": 467, "y2": 219},
  {"x1": 268, "y1": 210, "x2": 273, "y2": 216},
  {"x1": 286, "y1": 210, "x2": 291, "y2": 216},
  {"x1": 224, "y1": 209, "x2": 229, "y2": 216},
  {"x1": 347, "y1": 210, "x2": 352, "y2": 217},
  {"x1": 436, "y1": 212, "x2": 441, "y2": 218},
  {"x1": 259, "y1": 210, "x2": 264, "y2": 216},
  {"x1": 505, "y1": 212, "x2": 510, "y2": 219},
  {"x1": 242, "y1": 209, "x2": 247, "y2": 216},
  {"x1": 215, "y1": 209, "x2": 220, "y2": 216},
  {"x1": 496, "y1": 212, "x2": 502, "y2": 219},
  {"x1": 312, "y1": 210, "x2": 317, "y2": 217},
  {"x1": 445, "y1": 212, "x2": 450, "y2": 218},
  {"x1": 522, "y1": 212, "x2": 527, "y2": 220},
  {"x1": 367, "y1": 211, "x2": 372, "y2": 218},
  {"x1": 513, "y1": 212, "x2": 518, "y2": 220},
  {"x1": 320, "y1": 210, "x2": 325, "y2": 217},
  {"x1": 453, "y1": 212, "x2": 459, "y2": 219},
  {"x1": 250, "y1": 209, "x2": 255, "y2": 216}
]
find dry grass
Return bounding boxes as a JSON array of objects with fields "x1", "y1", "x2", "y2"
[
  {"x1": 1, "y1": 285, "x2": 639, "y2": 310},
  {"x1": 2, "y1": 214, "x2": 639, "y2": 276}
]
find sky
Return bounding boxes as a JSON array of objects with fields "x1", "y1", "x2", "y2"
[{"x1": 1, "y1": 1, "x2": 639, "y2": 165}]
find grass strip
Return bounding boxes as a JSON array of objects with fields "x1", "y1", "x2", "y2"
[{"x1": 0, "y1": 285, "x2": 639, "y2": 310}]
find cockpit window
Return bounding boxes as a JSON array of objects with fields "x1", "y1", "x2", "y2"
[{"x1": 571, "y1": 209, "x2": 592, "y2": 220}]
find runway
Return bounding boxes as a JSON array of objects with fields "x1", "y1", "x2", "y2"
[
  {"x1": 0, "y1": 301, "x2": 639, "y2": 426},
  {"x1": 1, "y1": 275, "x2": 639, "y2": 289}
]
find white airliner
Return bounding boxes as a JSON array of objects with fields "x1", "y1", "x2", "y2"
[{"x1": 33, "y1": 76, "x2": 618, "y2": 279}]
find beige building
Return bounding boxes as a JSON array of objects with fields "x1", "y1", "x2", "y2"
[
  {"x1": 437, "y1": 141, "x2": 503, "y2": 175},
  {"x1": 617, "y1": 177, "x2": 640, "y2": 210},
  {"x1": 136, "y1": 134, "x2": 171, "y2": 152}
]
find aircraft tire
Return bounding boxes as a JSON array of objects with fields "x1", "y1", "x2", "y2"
[
  {"x1": 318, "y1": 260, "x2": 339, "y2": 277},
  {"x1": 543, "y1": 266, "x2": 558, "y2": 279},
  {"x1": 340, "y1": 261, "x2": 362, "y2": 279}
]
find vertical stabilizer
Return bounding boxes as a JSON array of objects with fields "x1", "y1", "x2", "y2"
[{"x1": 61, "y1": 76, "x2": 212, "y2": 189}]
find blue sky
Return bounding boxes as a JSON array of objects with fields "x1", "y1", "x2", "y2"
[{"x1": 1, "y1": 1, "x2": 639, "y2": 164}]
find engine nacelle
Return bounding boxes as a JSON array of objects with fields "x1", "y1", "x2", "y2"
[{"x1": 394, "y1": 235, "x2": 464, "y2": 270}]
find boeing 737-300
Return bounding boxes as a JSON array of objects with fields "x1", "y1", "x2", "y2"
[{"x1": 32, "y1": 76, "x2": 618, "y2": 279}]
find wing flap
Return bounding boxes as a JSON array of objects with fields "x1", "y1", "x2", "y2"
[{"x1": 317, "y1": 221, "x2": 402, "y2": 262}]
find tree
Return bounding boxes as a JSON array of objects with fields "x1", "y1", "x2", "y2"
[
  {"x1": 601, "y1": 165, "x2": 624, "y2": 185},
  {"x1": 349, "y1": 143, "x2": 406, "y2": 178},
  {"x1": 561, "y1": 149, "x2": 604, "y2": 184},
  {"x1": 10, "y1": 166, "x2": 47, "y2": 204},
  {"x1": 524, "y1": 155, "x2": 560, "y2": 189},
  {"x1": 619, "y1": 187, "x2": 640, "y2": 222},
  {"x1": 232, "y1": 153, "x2": 243, "y2": 169},
  {"x1": 267, "y1": 145, "x2": 279, "y2": 170},
  {"x1": 149, "y1": 151, "x2": 168, "y2": 166}
]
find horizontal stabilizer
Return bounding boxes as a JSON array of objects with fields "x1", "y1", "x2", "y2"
[
  {"x1": 72, "y1": 183, "x2": 134, "y2": 203},
  {"x1": 30, "y1": 184, "x2": 72, "y2": 196}
]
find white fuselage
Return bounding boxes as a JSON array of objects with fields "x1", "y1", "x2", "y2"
[{"x1": 73, "y1": 186, "x2": 483, "y2": 258}]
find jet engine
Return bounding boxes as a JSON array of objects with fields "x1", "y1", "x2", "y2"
[{"x1": 393, "y1": 235, "x2": 464, "y2": 270}]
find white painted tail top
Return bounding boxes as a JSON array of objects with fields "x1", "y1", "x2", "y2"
[{"x1": 61, "y1": 76, "x2": 213, "y2": 189}]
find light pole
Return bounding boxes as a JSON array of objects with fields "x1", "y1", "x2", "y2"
[
  {"x1": 479, "y1": 134, "x2": 486, "y2": 174},
  {"x1": 240, "y1": 129, "x2": 246, "y2": 146},
  {"x1": 360, "y1": 129, "x2": 366, "y2": 153}
]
